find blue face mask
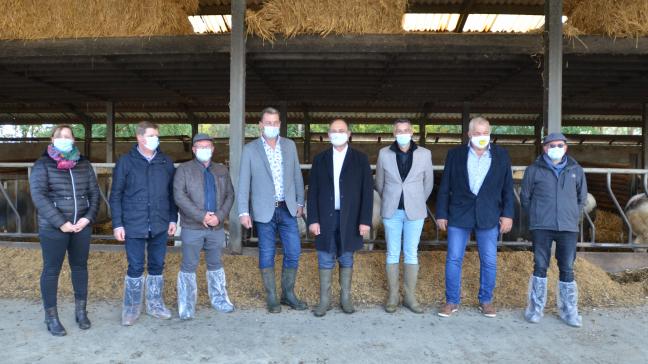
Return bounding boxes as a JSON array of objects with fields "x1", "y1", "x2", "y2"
[
  {"x1": 396, "y1": 134, "x2": 412, "y2": 147},
  {"x1": 547, "y1": 147, "x2": 566, "y2": 161},
  {"x1": 195, "y1": 148, "x2": 213, "y2": 162},
  {"x1": 263, "y1": 126, "x2": 280, "y2": 139},
  {"x1": 53, "y1": 138, "x2": 74, "y2": 153}
]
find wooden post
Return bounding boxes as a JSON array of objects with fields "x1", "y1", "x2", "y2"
[
  {"x1": 543, "y1": 0, "x2": 563, "y2": 134},
  {"x1": 191, "y1": 121, "x2": 199, "y2": 137},
  {"x1": 419, "y1": 103, "x2": 430, "y2": 147},
  {"x1": 461, "y1": 101, "x2": 470, "y2": 143},
  {"x1": 228, "y1": 0, "x2": 246, "y2": 254},
  {"x1": 106, "y1": 101, "x2": 115, "y2": 163},
  {"x1": 279, "y1": 101, "x2": 288, "y2": 137},
  {"x1": 83, "y1": 120, "x2": 92, "y2": 160},
  {"x1": 534, "y1": 115, "x2": 543, "y2": 157},
  {"x1": 303, "y1": 106, "x2": 311, "y2": 163}
]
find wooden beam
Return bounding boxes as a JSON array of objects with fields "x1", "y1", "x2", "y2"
[
  {"x1": 534, "y1": 115, "x2": 544, "y2": 156},
  {"x1": 543, "y1": 0, "x2": 563, "y2": 134},
  {"x1": 303, "y1": 104, "x2": 311, "y2": 163},
  {"x1": 105, "y1": 101, "x2": 115, "y2": 163},
  {"x1": 228, "y1": 0, "x2": 246, "y2": 254},
  {"x1": 279, "y1": 101, "x2": 288, "y2": 137},
  {"x1": 419, "y1": 102, "x2": 431, "y2": 147},
  {"x1": 461, "y1": 101, "x2": 470, "y2": 143},
  {"x1": 454, "y1": 0, "x2": 476, "y2": 33}
]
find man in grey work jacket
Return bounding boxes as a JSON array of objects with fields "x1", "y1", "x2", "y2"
[{"x1": 520, "y1": 132, "x2": 588, "y2": 327}]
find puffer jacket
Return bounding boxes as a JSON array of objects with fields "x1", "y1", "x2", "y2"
[{"x1": 29, "y1": 152, "x2": 101, "y2": 229}]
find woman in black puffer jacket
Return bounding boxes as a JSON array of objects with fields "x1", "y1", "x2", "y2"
[{"x1": 29, "y1": 125, "x2": 100, "y2": 337}]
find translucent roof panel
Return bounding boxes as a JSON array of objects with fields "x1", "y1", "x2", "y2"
[
  {"x1": 402, "y1": 13, "x2": 459, "y2": 32},
  {"x1": 462, "y1": 14, "x2": 567, "y2": 33},
  {"x1": 189, "y1": 15, "x2": 232, "y2": 34}
]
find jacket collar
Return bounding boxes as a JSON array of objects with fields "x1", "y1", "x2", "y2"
[{"x1": 129, "y1": 144, "x2": 164, "y2": 163}]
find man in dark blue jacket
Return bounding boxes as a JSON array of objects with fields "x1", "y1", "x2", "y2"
[
  {"x1": 436, "y1": 117, "x2": 514, "y2": 318},
  {"x1": 521, "y1": 132, "x2": 587, "y2": 327},
  {"x1": 110, "y1": 121, "x2": 178, "y2": 326}
]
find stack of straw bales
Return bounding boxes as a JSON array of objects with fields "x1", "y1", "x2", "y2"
[
  {"x1": 246, "y1": 0, "x2": 408, "y2": 41},
  {"x1": 564, "y1": 0, "x2": 648, "y2": 38},
  {"x1": 0, "y1": 0, "x2": 199, "y2": 40}
]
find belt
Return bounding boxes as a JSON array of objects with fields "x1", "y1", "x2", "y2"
[{"x1": 274, "y1": 200, "x2": 286, "y2": 207}]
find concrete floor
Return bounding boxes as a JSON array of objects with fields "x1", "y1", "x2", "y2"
[{"x1": 2, "y1": 298, "x2": 648, "y2": 364}]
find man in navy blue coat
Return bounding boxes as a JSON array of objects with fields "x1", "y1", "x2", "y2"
[
  {"x1": 110, "y1": 121, "x2": 178, "y2": 326},
  {"x1": 435, "y1": 117, "x2": 514, "y2": 318},
  {"x1": 307, "y1": 119, "x2": 373, "y2": 317}
]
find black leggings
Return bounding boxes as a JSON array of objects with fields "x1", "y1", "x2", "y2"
[{"x1": 39, "y1": 225, "x2": 91, "y2": 309}]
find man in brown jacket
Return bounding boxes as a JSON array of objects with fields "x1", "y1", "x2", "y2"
[{"x1": 173, "y1": 133, "x2": 235, "y2": 320}]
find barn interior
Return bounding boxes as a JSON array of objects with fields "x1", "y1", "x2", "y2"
[{"x1": 1, "y1": 0, "x2": 648, "y2": 253}]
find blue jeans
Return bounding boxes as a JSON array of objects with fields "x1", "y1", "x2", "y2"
[
  {"x1": 445, "y1": 225, "x2": 499, "y2": 304},
  {"x1": 532, "y1": 229, "x2": 578, "y2": 282},
  {"x1": 255, "y1": 205, "x2": 301, "y2": 269},
  {"x1": 383, "y1": 209, "x2": 425, "y2": 264},
  {"x1": 125, "y1": 230, "x2": 168, "y2": 278}
]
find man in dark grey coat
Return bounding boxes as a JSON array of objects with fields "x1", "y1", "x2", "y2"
[
  {"x1": 520, "y1": 132, "x2": 588, "y2": 327},
  {"x1": 174, "y1": 133, "x2": 235, "y2": 320}
]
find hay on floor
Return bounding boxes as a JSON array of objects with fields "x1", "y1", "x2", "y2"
[
  {"x1": 1, "y1": 247, "x2": 645, "y2": 310},
  {"x1": 564, "y1": 0, "x2": 648, "y2": 38},
  {"x1": 0, "y1": 0, "x2": 199, "y2": 40},
  {"x1": 245, "y1": 0, "x2": 407, "y2": 42},
  {"x1": 594, "y1": 210, "x2": 626, "y2": 243}
]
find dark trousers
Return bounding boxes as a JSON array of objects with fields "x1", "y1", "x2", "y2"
[
  {"x1": 125, "y1": 230, "x2": 168, "y2": 278},
  {"x1": 39, "y1": 225, "x2": 91, "y2": 309},
  {"x1": 255, "y1": 204, "x2": 301, "y2": 269},
  {"x1": 531, "y1": 229, "x2": 578, "y2": 282},
  {"x1": 317, "y1": 211, "x2": 354, "y2": 269}
]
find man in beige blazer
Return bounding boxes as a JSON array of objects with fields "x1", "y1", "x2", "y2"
[{"x1": 375, "y1": 118, "x2": 434, "y2": 313}]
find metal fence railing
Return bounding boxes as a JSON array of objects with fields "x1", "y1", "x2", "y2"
[{"x1": 2, "y1": 163, "x2": 648, "y2": 250}]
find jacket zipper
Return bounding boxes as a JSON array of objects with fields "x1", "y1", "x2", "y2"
[{"x1": 69, "y1": 169, "x2": 78, "y2": 224}]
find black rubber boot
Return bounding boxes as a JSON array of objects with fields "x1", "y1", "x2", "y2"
[
  {"x1": 44, "y1": 307, "x2": 67, "y2": 337},
  {"x1": 75, "y1": 299, "x2": 91, "y2": 330}
]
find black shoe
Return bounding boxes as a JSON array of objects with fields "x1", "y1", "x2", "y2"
[
  {"x1": 44, "y1": 307, "x2": 67, "y2": 337},
  {"x1": 280, "y1": 268, "x2": 308, "y2": 310},
  {"x1": 75, "y1": 300, "x2": 91, "y2": 330}
]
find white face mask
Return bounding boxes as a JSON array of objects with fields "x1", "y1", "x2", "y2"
[
  {"x1": 547, "y1": 146, "x2": 566, "y2": 161},
  {"x1": 329, "y1": 132, "x2": 349, "y2": 147},
  {"x1": 470, "y1": 135, "x2": 490, "y2": 149},
  {"x1": 144, "y1": 136, "x2": 159, "y2": 151},
  {"x1": 195, "y1": 148, "x2": 213, "y2": 163},
  {"x1": 263, "y1": 126, "x2": 280, "y2": 139},
  {"x1": 53, "y1": 138, "x2": 74, "y2": 153},
  {"x1": 396, "y1": 134, "x2": 412, "y2": 147}
]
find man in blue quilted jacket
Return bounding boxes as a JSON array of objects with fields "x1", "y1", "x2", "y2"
[{"x1": 110, "y1": 121, "x2": 178, "y2": 326}]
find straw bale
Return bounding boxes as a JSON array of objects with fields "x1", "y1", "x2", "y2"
[
  {"x1": 245, "y1": 0, "x2": 407, "y2": 42},
  {"x1": 594, "y1": 209, "x2": 626, "y2": 243},
  {"x1": 0, "y1": 0, "x2": 199, "y2": 40},
  {"x1": 1, "y1": 247, "x2": 645, "y2": 310},
  {"x1": 564, "y1": 0, "x2": 648, "y2": 38}
]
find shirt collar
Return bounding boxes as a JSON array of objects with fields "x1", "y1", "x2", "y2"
[
  {"x1": 136, "y1": 145, "x2": 157, "y2": 161},
  {"x1": 333, "y1": 144, "x2": 348, "y2": 155},
  {"x1": 467, "y1": 143, "x2": 491, "y2": 157},
  {"x1": 262, "y1": 135, "x2": 280, "y2": 147}
]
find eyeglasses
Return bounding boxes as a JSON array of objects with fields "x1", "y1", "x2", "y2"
[{"x1": 548, "y1": 143, "x2": 565, "y2": 148}]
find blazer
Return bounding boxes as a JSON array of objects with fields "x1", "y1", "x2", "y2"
[
  {"x1": 435, "y1": 143, "x2": 514, "y2": 230},
  {"x1": 307, "y1": 146, "x2": 373, "y2": 253},
  {"x1": 375, "y1": 144, "x2": 434, "y2": 220},
  {"x1": 237, "y1": 137, "x2": 305, "y2": 223}
]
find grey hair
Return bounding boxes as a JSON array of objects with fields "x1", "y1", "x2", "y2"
[
  {"x1": 136, "y1": 121, "x2": 159, "y2": 136},
  {"x1": 260, "y1": 107, "x2": 280, "y2": 120},
  {"x1": 468, "y1": 116, "x2": 490, "y2": 133}
]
